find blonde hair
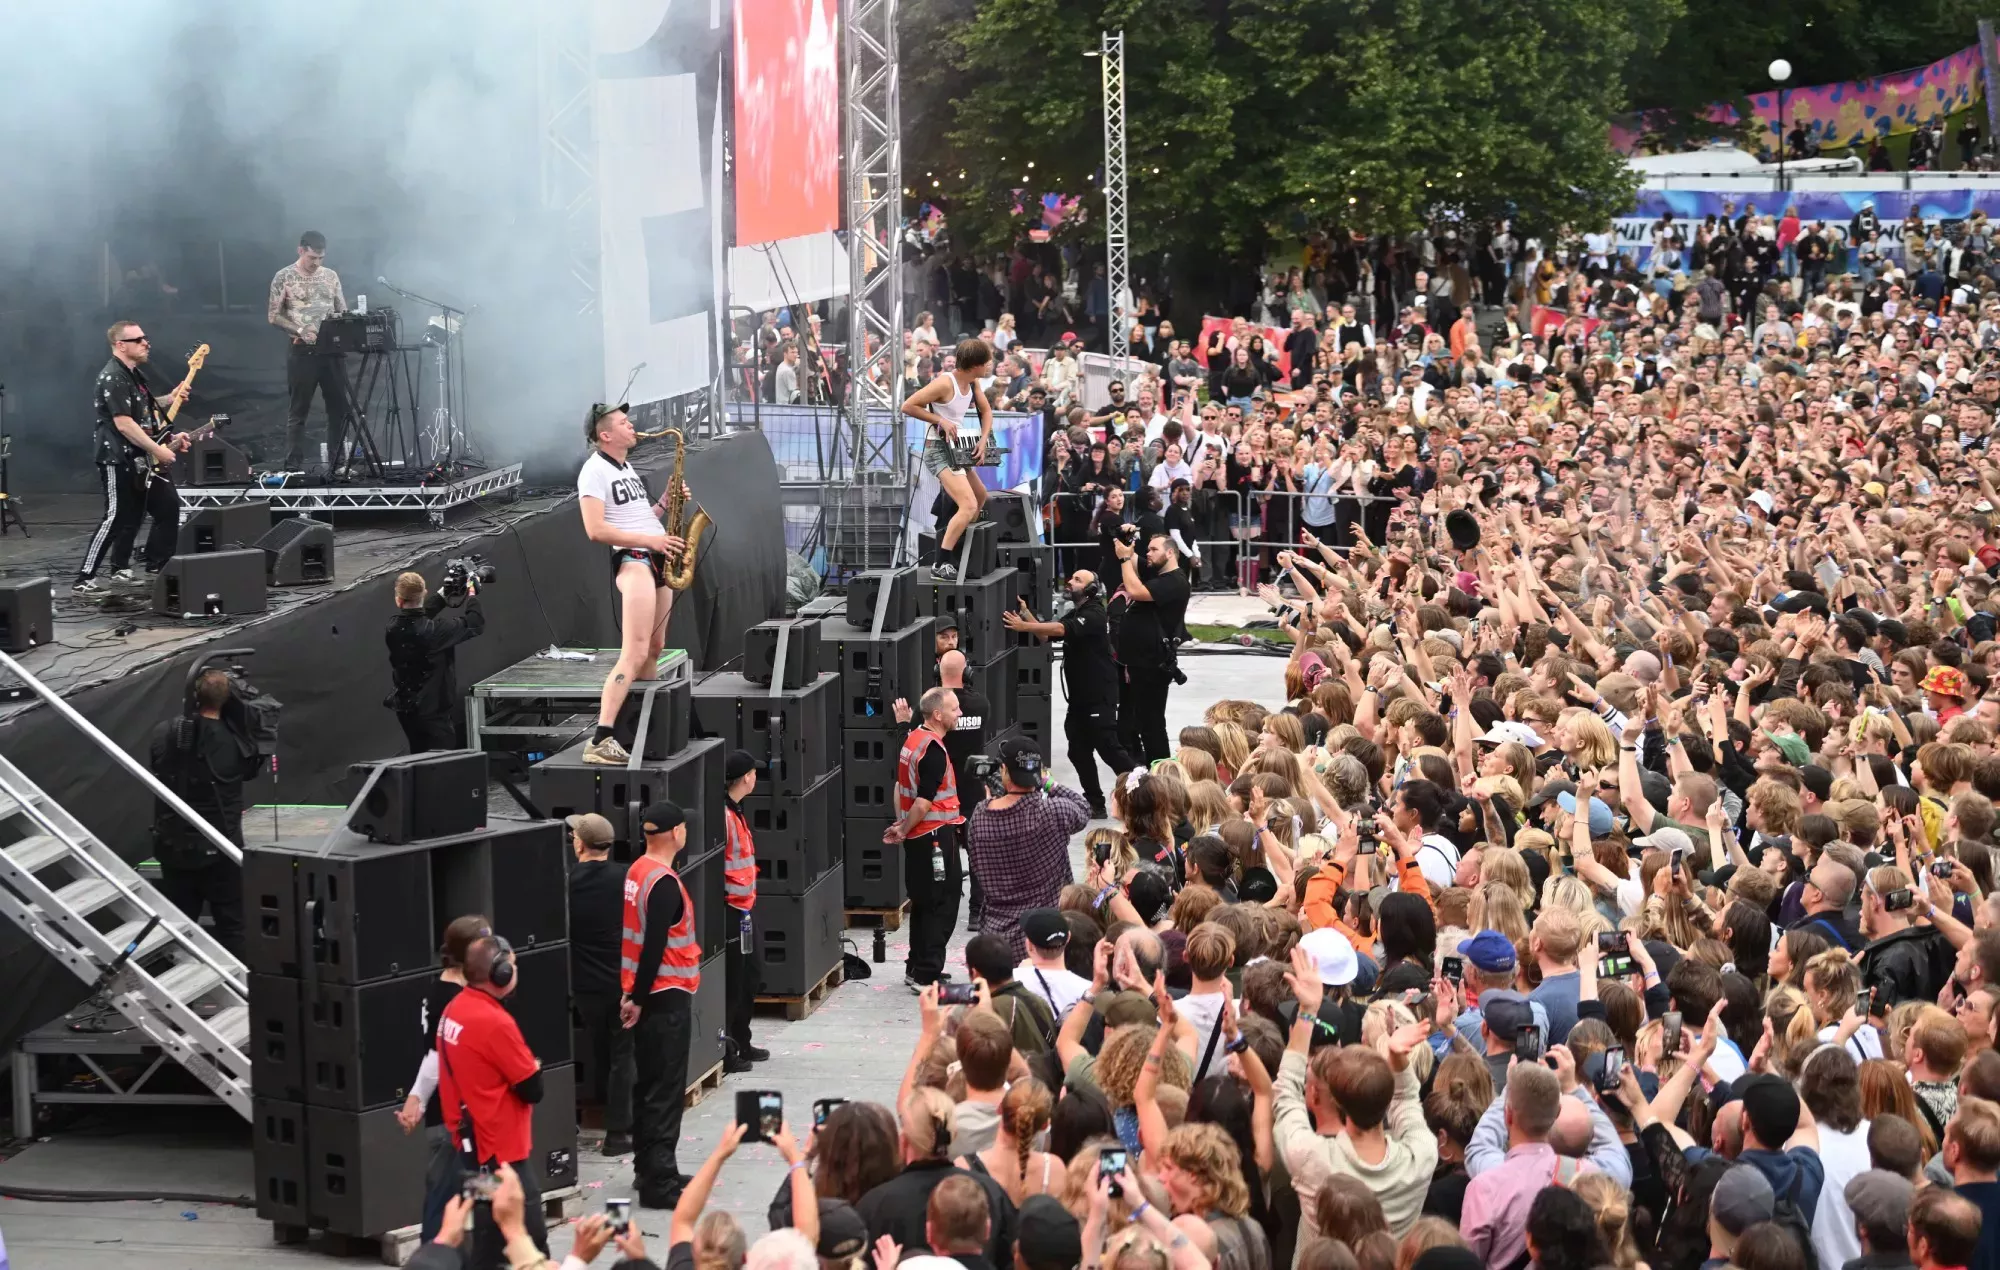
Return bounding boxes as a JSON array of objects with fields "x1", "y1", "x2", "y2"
[
  {"x1": 1187, "y1": 779, "x2": 1232, "y2": 831},
  {"x1": 1565, "y1": 713, "x2": 1619, "y2": 769},
  {"x1": 1096, "y1": 1025, "x2": 1190, "y2": 1107},
  {"x1": 1571, "y1": 1173, "x2": 1642, "y2": 1270},
  {"x1": 1803, "y1": 947, "x2": 1862, "y2": 1022},
  {"x1": 395, "y1": 571, "x2": 426, "y2": 607},
  {"x1": 1179, "y1": 748, "x2": 1219, "y2": 785},
  {"x1": 1531, "y1": 904, "x2": 1584, "y2": 963},
  {"x1": 694, "y1": 1211, "x2": 747, "y2": 1270},
  {"x1": 1157, "y1": 1122, "x2": 1250, "y2": 1217},
  {"x1": 901, "y1": 1086, "x2": 956, "y2": 1158},
  {"x1": 1213, "y1": 722, "x2": 1252, "y2": 777},
  {"x1": 1394, "y1": 1218, "x2": 1468, "y2": 1270},
  {"x1": 1481, "y1": 884, "x2": 1530, "y2": 946},
  {"x1": 1480, "y1": 848, "x2": 1535, "y2": 911}
]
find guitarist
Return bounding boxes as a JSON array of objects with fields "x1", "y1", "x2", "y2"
[{"x1": 74, "y1": 320, "x2": 191, "y2": 594}]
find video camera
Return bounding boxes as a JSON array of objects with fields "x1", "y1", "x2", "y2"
[
  {"x1": 440, "y1": 554, "x2": 496, "y2": 601},
  {"x1": 964, "y1": 754, "x2": 1006, "y2": 802},
  {"x1": 185, "y1": 647, "x2": 281, "y2": 756}
]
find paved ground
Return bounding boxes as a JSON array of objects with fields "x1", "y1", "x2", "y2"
[{"x1": 0, "y1": 639, "x2": 1282, "y2": 1268}]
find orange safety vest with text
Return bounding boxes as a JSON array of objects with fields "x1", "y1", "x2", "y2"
[
  {"x1": 619, "y1": 855, "x2": 700, "y2": 995},
  {"x1": 895, "y1": 727, "x2": 963, "y2": 839},
  {"x1": 723, "y1": 803, "x2": 756, "y2": 911}
]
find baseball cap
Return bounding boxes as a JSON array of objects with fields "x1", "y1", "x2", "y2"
[
  {"x1": 1763, "y1": 730, "x2": 1811, "y2": 767},
  {"x1": 1017, "y1": 1195, "x2": 1084, "y2": 1270},
  {"x1": 1457, "y1": 930, "x2": 1519, "y2": 974},
  {"x1": 1477, "y1": 720, "x2": 1544, "y2": 747},
  {"x1": 640, "y1": 801, "x2": 686, "y2": 835},
  {"x1": 1479, "y1": 990, "x2": 1535, "y2": 1040},
  {"x1": 1298, "y1": 928, "x2": 1359, "y2": 987},
  {"x1": 1710, "y1": 1163, "x2": 1776, "y2": 1236},
  {"x1": 564, "y1": 812, "x2": 615, "y2": 848},
  {"x1": 1747, "y1": 490, "x2": 1775, "y2": 515},
  {"x1": 1021, "y1": 908, "x2": 1069, "y2": 950},
  {"x1": 1799, "y1": 764, "x2": 1833, "y2": 802},
  {"x1": 1556, "y1": 790, "x2": 1616, "y2": 837},
  {"x1": 1631, "y1": 825, "x2": 1694, "y2": 857},
  {"x1": 817, "y1": 1199, "x2": 870, "y2": 1261},
  {"x1": 1738, "y1": 1074, "x2": 1802, "y2": 1147},
  {"x1": 1525, "y1": 777, "x2": 1574, "y2": 812},
  {"x1": 997, "y1": 735, "x2": 1045, "y2": 784},
  {"x1": 724, "y1": 749, "x2": 759, "y2": 784}
]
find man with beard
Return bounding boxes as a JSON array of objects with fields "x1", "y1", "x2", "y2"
[{"x1": 1002, "y1": 569, "x2": 1132, "y2": 818}]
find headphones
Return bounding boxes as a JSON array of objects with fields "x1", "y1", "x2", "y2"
[{"x1": 470, "y1": 935, "x2": 517, "y2": 989}]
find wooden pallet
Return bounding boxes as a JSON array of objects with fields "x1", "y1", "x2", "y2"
[
  {"x1": 684, "y1": 1058, "x2": 725, "y2": 1107},
  {"x1": 754, "y1": 961, "x2": 845, "y2": 1020},
  {"x1": 845, "y1": 901, "x2": 909, "y2": 931},
  {"x1": 282, "y1": 1184, "x2": 584, "y2": 1265}
]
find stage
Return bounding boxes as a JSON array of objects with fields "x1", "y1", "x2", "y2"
[{"x1": 0, "y1": 427, "x2": 788, "y2": 1054}]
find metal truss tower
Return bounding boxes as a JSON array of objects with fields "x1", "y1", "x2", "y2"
[
  {"x1": 844, "y1": 0, "x2": 906, "y2": 472},
  {"x1": 537, "y1": 0, "x2": 598, "y2": 317},
  {"x1": 1101, "y1": 30, "x2": 1129, "y2": 382}
]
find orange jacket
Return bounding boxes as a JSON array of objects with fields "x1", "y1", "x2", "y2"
[{"x1": 1301, "y1": 855, "x2": 1434, "y2": 947}]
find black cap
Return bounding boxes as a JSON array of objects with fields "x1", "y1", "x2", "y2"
[
  {"x1": 640, "y1": 801, "x2": 686, "y2": 835},
  {"x1": 1799, "y1": 763, "x2": 1833, "y2": 802},
  {"x1": 1021, "y1": 908, "x2": 1070, "y2": 950},
  {"x1": 1126, "y1": 872, "x2": 1171, "y2": 924},
  {"x1": 997, "y1": 735, "x2": 1044, "y2": 783},
  {"x1": 724, "y1": 749, "x2": 759, "y2": 784},
  {"x1": 1445, "y1": 508, "x2": 1481, "y2": 552},
  {"x1": 817, "y1": 1199, "x2": 869, "y2": 1261},
  {"x1": 1017, "y1": 1195, "x2": 1084, "y2": 1270},
  {"x1": 935, "y1": 615, "x2": 959, "y2": 632}
]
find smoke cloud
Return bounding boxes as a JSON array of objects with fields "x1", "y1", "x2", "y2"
[{"x1": 0, "y1": 0, "x2": 597, "y2": 486}]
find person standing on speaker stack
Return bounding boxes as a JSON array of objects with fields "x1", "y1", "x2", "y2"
[
  {"x1": 721, "y1": 750, "x2": 771, "y2": 1074},
  {"x1": 435, "y1": 933, "x2": 548, "y2": 1263},
  {"x1": 147, "y1": 669, "x2": 261, "y2": 954},
  {"x1": 74, "y1": 319, "x2": 190, "y2": 595},
  {"x1": 268, "y1": 229, "x2": 358, "y2": 474},
  {"x1": 565, "y1": 814, "x2": 634, "y2": 1158},
  {"x1": 902, "y1": 338, "x2": 995, "y2": 582},
  {"x1": 385, "y1": 569, "x2": 486, "y2": 752},
  {"x1": 1002, "y1": 569, "x2": 1132, "y2": 818},
  {"x1": 620, "y1": 800, "x2": 700, "y2": 1209},
  {"x1": 886, "y1": 687, "x2": 967, "y2": 992},
  {"x1": 1114, "y1": 531, "x2": 1190, "y2": 764}
]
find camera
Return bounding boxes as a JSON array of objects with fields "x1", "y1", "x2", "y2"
[
  {"x1": 964, "y1": 753, "x2": 1007, "y2": 802},
  {"x1": 440, "y1": 554, "x2": 496, "y2": 601},
  {"x1": 186, "y1": 648, "x2": 281, "y2": 757}
]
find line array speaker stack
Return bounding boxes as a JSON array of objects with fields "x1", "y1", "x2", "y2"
[
  {"x1": 246, "y1": 750, "x2": 575, "y2": 1239},
  {"x1": 692, "y1": 661, "x2": 844, "y2": 996}
]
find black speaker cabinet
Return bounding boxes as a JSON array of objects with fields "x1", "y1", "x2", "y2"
[
  {"x1": 917, "y1": 569, "x2": 1013, "y2": 660},
  {"x1": 664, "y1": 736, "x2": 727, "y2": 856},
  {"x1": 301, "y1": 968, "x2": 434, "y2": 1112},
  {"x1": 250, "y1": 973, "x2": 305, "y2": 1103},
  {"x1": 840, "y1": 732, "x2": 898, "y2": 817},
  {"x1": 614, "y1": 678, "x2": 692, "y2": 761},
  {"x1": 245, "y1": 841, "x2": 437, "y2": 984},
  {"x1": 740, "y1": 766, "x2": 840, "y2": 896},
  {"x1": 845, "y1": 567, "x2": 916, "y2": 630},
  {"x1": 690, "y1": 673, "x2": 836, "y2": 798},
  {"x1": 258, "y1": 517, "x2": 335, "y2": 585},
  {"x1": 430, "y1": 819, "x2": 569, "y2": 949},
  {"x1": 755, "y1": 865, "x2": 845, "y2": 996},
  {"x1": 153, "y1": 548, "x2": 267, "y2": 617},
  {"x1": 186, "y1": 435, "x2": 253, "y2": 486},
  {"x1": 743, "y1": 619, "x2": 821, "y2": 689},
  {"x1": 528, "y1": 738, "x2": 721, "y2": 856},
  {"x1": 177, "y1": 500, "x2": 272, "y2": 554},
  {"x1": 843, "y1": 821, "x2": 905, "y2": 911},
  {"x1": 528, "y1": 1062, "x2": 579, "y2": 1191},
  {"x1": 817, "y1": 617, "x2": 930, "y2": 730},
  {"x1": 1016, "y1": 692, "x2": 1054, "y2": 753},
  {"x1": 688, "y1": 951, "x2": 726, "y2": 1083},
  {"x1": 252, "y1": 1097, "x2": 311, "y2": 1227},
  {"x1": 305, "y1": 1103, "x2": 428, "y2": 1237},
  {"x1": 940, "y1": 518, "x2": 998, "y2": 577},
  {"x1": 504, "y1": 942, "x2": 574, "y2": 1066},
  {"x1": 678, "y1": 845, "x2": 729, "y2": 961},
  {"x1": 970, "y1": 647, "x2": 1017, "y2": 734},
  {"x1": 347, "y1": 750, "x2": 488, "y2": 845},
  {"x1": 0, "y1": 576, "x2": 53, "y2": 652},
  {"x1": 979, "y1": 491, "x2": 1036, "y2": 543}
]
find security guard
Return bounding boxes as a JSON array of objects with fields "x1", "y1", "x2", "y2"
[
  {"x1": 1001, "y1": 570, "x2": 1132, "y2": 818},
  {"x1": 721, "y1": 750, "x2": 770, "y2": 1073},
  {"x1": 436, "y1": 933, "x2": 547, "y2": 1262},
  {"x1": 620, "y1": 800, "x2": 699, "y2": 1209},
  {"x1": 147, "y1": 669, "x2": 262, "y2": 954},
  {"x1": 384, "y1": 569, "x2": 485, "y2": 751},
  {"x1": 886, "y1": 687, "x2": 965, "y2": 991}
]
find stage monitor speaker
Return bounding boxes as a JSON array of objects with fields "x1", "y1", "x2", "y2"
[
  {"x1": 742, "y1": 619, "x2": 821, "y2": 689},
  {"x1": 244, "y1": 841, "x2": 437, "y2": 984},
  {"x1": 154, "y1": 548, "x2": 267, "y2": 617},
  {"x1": 979, "y1": 491, "x2": 1036, "y2": 543},
  {"x1": 0, "y1": 576, "x2": 52, "y2": 652},
  {"x1": 178, "y1": 500, "x2": 272, "y2": 555},
  {"x1": 431, "y1": 820, "x2": 570, "y2": 950},
  {"x1": 347, "y1": 750, "x2": 488, "y2": 845},
  {"x1": 186, "y1": 436, "x2": 254, "y2": 486},
  {"x1": 845, "y1": 568, "x2": 916, "y2": 630},
  {"x1": 305, "y1": 1103, "x2": 427, "y2": 1237},
  {"x1": 258, "y1": 517, "x2": 334, "y2": 585},
  {"x1": 689, "y1": 673, "x2": 836, "y2": 798}
]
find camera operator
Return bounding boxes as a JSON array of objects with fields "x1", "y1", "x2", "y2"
[
  {"x1": 148, "y1": 668, "x2": 263, "y2": 954},
  {"x1": 385, "y1": 568, "x2": 485, "y2": 752},
  {"x1": 1002, "y1": 569, "x2": 1133, "y2": 819},
  {"x1": 1114, "y1": 530, "x2": 1190, "y2": 764},
  {"x1": 964, "y1": 737, "x2": 1091, "y2": 959}
]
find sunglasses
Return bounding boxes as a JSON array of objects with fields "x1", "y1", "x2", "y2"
[{"x1": 119, "y1": 335, "x2": 150, "y2": 345}]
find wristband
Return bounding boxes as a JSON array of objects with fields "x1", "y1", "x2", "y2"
[{"x1": 1131, "y1": 1201, "x2": 1152, "y2": 1222}]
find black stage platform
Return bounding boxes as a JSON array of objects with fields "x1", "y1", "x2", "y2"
[{"x1": 0, "y1": 427, "x2": 788, "y2": 1051}]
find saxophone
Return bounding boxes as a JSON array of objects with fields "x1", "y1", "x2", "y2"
[{"x1": 657, "y1": 428, "x2": 709, "y2": 591}]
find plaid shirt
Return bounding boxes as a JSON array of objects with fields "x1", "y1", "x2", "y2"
[{"x1": 965, "y1": 785, "x2": 1091, "y2": 958}]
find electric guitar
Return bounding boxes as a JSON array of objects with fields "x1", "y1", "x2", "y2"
[{"x1": 148, "y1": 344, "x2": 208, "y2": 481}]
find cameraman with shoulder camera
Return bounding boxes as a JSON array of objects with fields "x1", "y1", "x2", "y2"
[
  {"x1": 148, "y1": 668, "x2": 264, "y2": 954},
  {"x1": 1003, "y1": 568, "x2": 1133, "y2": 819},
  {"x1": 385, "y1": 567, "x2": 485, "y2": 752},
  {"x1": 964, "y1": 736, "x2": 1091, "y2": 959},
  {"x1": 1114, "y1": 530, "x2": 1190, "y2": 764}
]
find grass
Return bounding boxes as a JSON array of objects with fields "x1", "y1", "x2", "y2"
[{"x1": 1186, "y1": 623, "x2": 1254, "y2": 645}]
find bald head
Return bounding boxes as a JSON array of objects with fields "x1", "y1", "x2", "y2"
[
  {"x1": 940, "y1": 650, "x2": 968, "y2": 687},
  {"x1": 1551, "y1": 1098, "x2": 1593, "y2": 1157}
]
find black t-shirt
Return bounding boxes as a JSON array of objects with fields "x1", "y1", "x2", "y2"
[
  {"x1": 945, "y1": 685, "x2": 991, "y2": 787},
  {"x1": 1119, "y1": 567, "x2": 1190, "y2": 666},
  {"x1": 94, "y1": 356, "x2": 156, "y2": 465},
  {"x1": 568, "y1": 858, "x2": 626, "y2": 999},
  {"x1": 422, "y1": 977, "x2": 465, "y2": 1127},
  {"x1": 1059, "y1": 600, "x2": 1119, "y2": 708},
  {"x1": 915, "y1": 739, "x2": 948, "y2": 802}
]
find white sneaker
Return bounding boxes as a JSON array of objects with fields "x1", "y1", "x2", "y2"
[
  {"x1": 581, "y1": 735, "x2": 631, "y2": 765},
  {"x1": 72, "y1": 578, "x2": 105, "y2": 595},
  {"x1": 110, "y1": 568, "x2": 139, "y2": 585}
]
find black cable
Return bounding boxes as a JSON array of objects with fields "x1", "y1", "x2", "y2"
[{"x1": 0, "y1": 1184, "x2": 254, "y2": 1206}]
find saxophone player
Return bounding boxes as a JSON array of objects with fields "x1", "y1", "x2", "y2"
[{"x1": 577, "y1": 403, "x2": 688, "y2": 766}]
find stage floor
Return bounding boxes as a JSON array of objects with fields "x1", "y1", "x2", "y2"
[{"x1": 0, "y1": 488, "x2": 565, "y2": 715}]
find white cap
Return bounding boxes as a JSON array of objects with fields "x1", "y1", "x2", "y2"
[
  {"x1": 1747, "y1": 490, "x2": 1775, "y2": 515},
  {"x1": 1298, "y1": 928, "x2": 1359, "y2": 987},
  {"x1": 1477, "y1": 720, "x2": 1546, "y2": 748}
]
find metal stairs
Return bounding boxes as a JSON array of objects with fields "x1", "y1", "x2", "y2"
[{"x1": 0, "y1": 652, "x2": 252, "y2": 1119}]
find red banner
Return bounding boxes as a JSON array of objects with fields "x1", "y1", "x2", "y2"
[
  {"x1": 1195, "y1": 315, "x2": 1293, "y2": 381},
  {"x1": 1530, "y1": 306, "x2": 1599, "y2": 342}
]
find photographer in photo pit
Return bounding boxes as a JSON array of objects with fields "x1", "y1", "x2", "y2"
[
  {"x1": 148, "y1": 667, "x2": 267, "y2": 955},
  {"x1": 384, "y1": 562, "x2": 487, "y2": 752},
  {"x1": 963, "y1": 736, "x2": 1091, "y2": 960}
]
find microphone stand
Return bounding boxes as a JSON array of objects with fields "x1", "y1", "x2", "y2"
[
  {"x1": 375, "y1": 276, "x2": 470, "y2": 475},
  {"x1": 0, "y1": 383, "x2": 24, "y2": 536}
]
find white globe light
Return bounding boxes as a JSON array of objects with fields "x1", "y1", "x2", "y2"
[{"x1": 1769, "y1": 58, "x2": 1792, "y2": 82}]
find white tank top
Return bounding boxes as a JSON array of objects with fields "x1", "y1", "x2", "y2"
[{"x1": 933, "y1": 374, "x2": 971, "y2": 434}]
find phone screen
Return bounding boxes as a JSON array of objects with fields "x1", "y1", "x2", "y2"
[
  {"x1": 1515, "y1": 1024, "x2": 1544, "y2": 1064},
  {"x1": 1441, "y1": 955, "x2": 1463, "y2": 982},
  {"x1": 1598, "y1": 1045, "x2": 1626, "y2": 1092},
  {"x1": 1662, "y1": 1011, "x2": 1683, "y2": 1056},
  {"x1": 758, "y1": 1092, "x2": 783, "y2": 1141},
  {"x1": 813, "y1": 1097, "x2": 847, "y2": 1127}
]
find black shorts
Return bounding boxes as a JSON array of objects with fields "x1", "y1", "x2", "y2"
[{"x1": 612, "y1": 547, "x2": 668, "y2": 589}]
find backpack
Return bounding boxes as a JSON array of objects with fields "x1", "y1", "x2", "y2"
[{"x1": 1769, "y1": 1175, "x2": 1820, "y2": 1270}]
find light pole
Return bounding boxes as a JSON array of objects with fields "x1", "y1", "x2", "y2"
[{"x1": 1770, "y1": 58, "x2": 1793, "y2": 191}]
